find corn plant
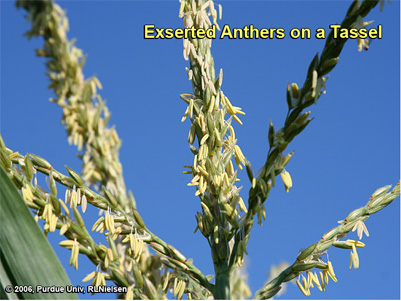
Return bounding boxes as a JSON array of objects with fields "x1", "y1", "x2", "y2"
[{"x1": 1, "y1": 0, "x2": 399, "y2": 300}]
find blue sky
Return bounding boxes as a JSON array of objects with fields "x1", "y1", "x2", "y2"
[{"x1": 1, "y1": 1, "x2": 400, "y2": 299}]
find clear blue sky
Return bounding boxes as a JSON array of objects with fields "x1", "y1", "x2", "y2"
[{"x1": 1, "y1": 1, "x2": 400, "y2": 299}]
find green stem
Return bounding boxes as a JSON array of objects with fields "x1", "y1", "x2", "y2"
[{"x1": 214, "y1": 272, "x2": 231, "y2": 300}]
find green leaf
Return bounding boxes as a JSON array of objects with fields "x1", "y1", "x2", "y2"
[{"x1": 0, "y1": 165, "x2": 78, "y2": 300}]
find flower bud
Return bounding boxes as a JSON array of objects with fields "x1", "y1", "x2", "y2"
[
  {"x1": 110, "y1": 268, "x2": 130, "y2": 288},
  {"x1": 297, "y1": 242, "x2": 318, "y2": 261},
  {"x1": 319, "y1": 57, "x2": 339, "y2": 76},
  {"x1": 65, "y1": 166, "x2": 84, "y2": 186},
  {"x1": 268, "y1": 120, "x2": 275, "y2": 147},
  {"x1": 30, "y1": 154, "x2": 52, "y2": 169},
  {"x1": 132, "y1": 208, "x2": 145, "y2": 228},
  {"x1": 132, "y1": 262, "x2": 143, "y2": 289},
  {"x1": 291, "y1": 83, "x2": 299, "y2": 99},
  {"x1": 24, "y1": 154, "x2": 34, "y2": 182},
  {"x1": 293, "y1": 262, "x2": 318, "y2": 272},
  {"x1": 332, "y1": 240, "x2": 353, "y2": 249},
  {"x1": 245, "y1": 160, "x2": 254, "y2": 182},
  {"x1": 282, "y1": 151, "x2": 294, "y2": 167},
  {"x1": 103, "y1": 186, "x2": 118, "y2": 208}
]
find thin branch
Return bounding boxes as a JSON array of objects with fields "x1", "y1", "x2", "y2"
[{"x1": 254, "y1": 181, "x2": 400, "y2": 299}]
